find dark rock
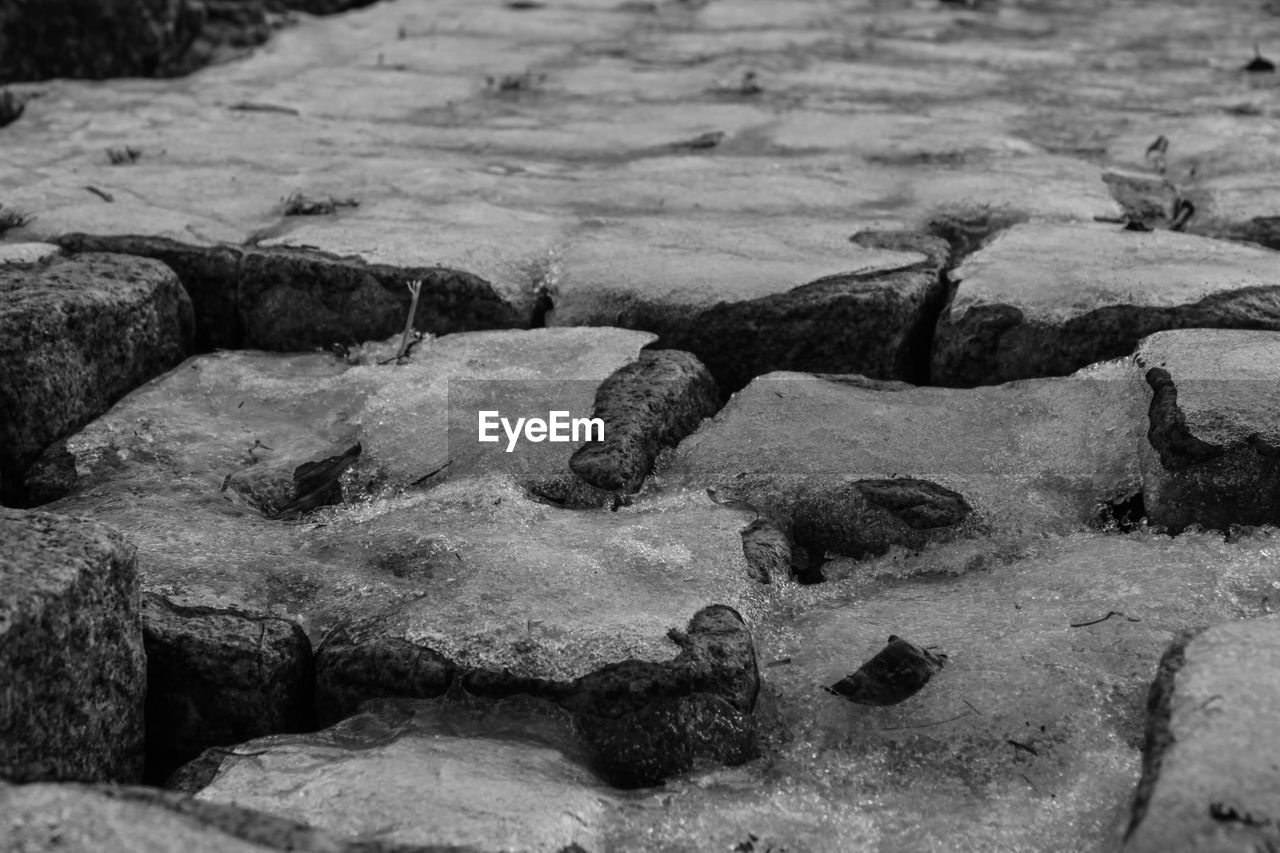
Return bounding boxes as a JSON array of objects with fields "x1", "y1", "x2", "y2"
[
  {"x1": 569, "y1": 349, "x2": 720, "y2": 493},
  {"x1": 221, "y1": 443, "x2": 361, "y2": 519},
  {"x1": 22, "y1": 440, "x2": 78, "y2": 506},
  {"x1": 580, "y1": 693, "x2": 757, "y2": 788},
  {"x1": 142, "y1": 593, "x2": 315, "y2": 783},
  {"x1": 57, "y1": 234, "x2": 245, "y2": 351},
  {"x1": 0, "y1": 509, "x2": 145, "y2": 783},
  {"x1": 0, "y1": 0, "x2": 205, "y2": 83},
  {"x1": 740, "y1": 517, "x2": 788, "y2": 583},
  {"x1": 0, "y1": 252, "x2": 194, "y2": 506},
  {"x1": 315, "y1": 627, "x2": 457, "y2": 727},
  {"x1": 825, "y1": 635, "x2": 947, "y2": 706}
]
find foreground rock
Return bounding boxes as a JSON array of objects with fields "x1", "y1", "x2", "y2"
[
  {"x1": 1134, "y1": 329, "x2": 1280, "y2": 533},
  {"x1": 1125, "y1": 618, "x2": 1280, "y2": 853},
  {"x1": 0, "y1": 510, "x2": 145, "y2": 783},
  {"x1": 549, "y1": 223, "x2": 945, "y2": 389},
  {"x1": 667, "y1": 370, "x2": 1142, "y2": 572},
  {"x1": 191, "y1": 698, "x2": 617, "y2": 852},
  {"x1": 0, "y1": 781, "x2": 445, "y2": 853},
  {"x1": 143, "y1": 594, "x2": 315, "y2": 784},
  {"x1": 933, "y1": 222, "x2": 1280, "y2": 386},
  {"x1": 0, "y1": 252, "x2": 193, "y2": 505}
]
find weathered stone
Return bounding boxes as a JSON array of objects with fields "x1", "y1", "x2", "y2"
[
  {"x1": 142, "y1": 593, "x2": 315, "y2": 783},
  {"x1": 548, "y1": 221, "x2": 943, "y2": 389},
  {"x1": 0, "y1": 781, "x2": 449, "y2": 853},
  {"x1": 190, "y1": 698, "x2": 618, "y2": 852},
  {"x1": 0, "y1": 509, "x2": 145, "y2": 783},
  {"x1": 824, "y1": 635, "x2": 947, "y2": 707},
  {"x1": 1125, "y1": 619, "x2": 1280, "y2": 853},
  {"x1": 568, "y1": 349, "x2": 720, "y2": 493},
  {"x1": 0, "y1": 0, "x2": 204, "y2": 83},
  {"x1": 667, "y1": 370, "x2": 1142, "y2": 547},
  {"x1": 739, "y1": 517, "x2": 788, "y2": 584},
  {"x1": 0, "y1": 242, "x2": 60, "y2": 265},
  {"x1": 0, "y1": 252, "x2": 193, "y2": 506},
  {"x1": 315, "y1": 629, "x2": 456, "y2": 727},
  {"x1": 1134, "y1": 330, "x2": 1280, "y2": 532},
  {"x1": 933, "y1": 222, "x2": 1280, "y2": 386}
]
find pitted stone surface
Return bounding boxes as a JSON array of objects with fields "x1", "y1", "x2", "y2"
[
  {"x1": 933, "y1": 222, "x2": 1280, "y2": 387},
  {"x1": 0, "y1": 252, "x2": 194, "y2": 505},
  {"x1": 0, "y1": 509, "x2": 145, "y2": 783},
  {"x1": 1134, "y1": 329, "x2": 1280, "y2": 532}
]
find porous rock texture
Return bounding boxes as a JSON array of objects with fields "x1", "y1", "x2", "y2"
[
  {"x1": 0, "y1": 509, "x2": 145, "y2": 783},
  {"x1": 0, "y1": 252, "x2": 193, "y2": 506},
  {"x1": 1135, "y1": 329, "x2": 1280, "y2": 532},
  {"x1": 1125, "y1": 619, "x2": 1280, "y2": 853}
]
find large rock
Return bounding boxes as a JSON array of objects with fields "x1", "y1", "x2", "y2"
[
  {"x1": 0, "y1": 781, "x2": 447, "y2": 853},
  {"x1": 191, "y1": 698, "x2": 618, "y2": 852},
  {"x1": 142, "y1": 593, "x2": 315, "y2": 784},
  {"x1": 0, "y1": 252, "x2": 193, "y2": 506},
  {"x1": 549, "y1": 223, "x2": 946, "y2": 389},
  {"x1": 933, "y1": 222, "x2": 1280, "y2": 386},
  {"x1": 667, "y1": 369, "x2": 1143, "y2": 563},
  {"x1": 1125, "y1": 618, "x2": 1280, "y2": 853},
  {"x1": 0, "y1": 510, "x2": 145, "y2": 783},
  {"x1": 0, "y1": 0, "x2": 203, "y2": 83},
  {"x1": 1134, "y1": 330, "x2": 1280, "y2": 533}
]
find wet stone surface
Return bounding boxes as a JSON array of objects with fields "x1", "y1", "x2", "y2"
[{"x1": 4, "y1": 0, "x2": 1280, "y2": 851}]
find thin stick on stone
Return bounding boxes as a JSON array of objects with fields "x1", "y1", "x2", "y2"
[{"x1": 397, "y1": 279, "x2": 423, "y2": 360}]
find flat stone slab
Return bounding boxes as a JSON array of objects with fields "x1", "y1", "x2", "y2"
[
  {"x1": 0, "y1": 252, "x2": 193, "y2": 504},
  {"x1": 933, "y1": 222, "x2": 1280, "y2": 386},
  {"x1": 192, "y1": 699, "x2": 615, "y2": 853},
  {"x1": 0, "y1": 509, "x2": 145, "y2": 783},
  {"x1": 666, "y1": 370, "x2": 1144, "y2": 549},
  {"x1": 1134, "y1": 329, "x2": 1280, "y2": 532},
  {"x1": 1125, "y1": 618, "x2": 1280, "y2": 853}
]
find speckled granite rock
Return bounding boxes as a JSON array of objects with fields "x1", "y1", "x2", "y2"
[
  {"x1": 1134, "y1": 329, "x2": 1280, "y2": 533},
  {"x1": 0, "y1": 252, "x2": 193, "y2": 506},
  {"x1": 1125, "y1": 618, "x2": 1280, "y2": 853},
  {"x1": 0, "y1": 510, "x2": 145, "y2": 783},
  {"x1": 933, "y1": 222, "x2": 1280, "y2": 387},
  {"x1": 142, "y1": 593, "x2": 315, "y2": 783}
]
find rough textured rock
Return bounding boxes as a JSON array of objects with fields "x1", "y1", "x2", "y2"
[
  {"x1": 0, "y1": 510, "x2": 145, "y2": 783},
  {"x1": 190, "y1": 698, "x2": 617, "y2": 852},
  {"x1": 0, "y1": 781, "x2": 453, "y2": 853},
  {"x1": 739, "y1": 517, "x2": 788, "y2": 584},
  {"x1": 1125, "y1": 619, "x2": 1280, "y2": 853},
  {"x1": 0, "y1": 252, "x2": 194, "y2": 506},
  {"x1": 933, "y1": 222, "x2": 1280, "y2": 386},
  {"x1": 1134, "y1": 330, "x2": 1280, "y2": 533},
  {"x1": 0, "y1": 0, "x2": 204, "y2": 83},
  {"x1": 142, "y1": 593, "x2": 315, "y2": 783},
  {"x1": 568, "y1": 349, "x2": 720, "y2": 493},
  {"x1": 667, "y1": 369, "x2": 1142, "y2": 547},
  {"x1": 551, "y1": 226, "x2": 947, "y2": 390},
  {"x1": 315, "y1": 630, "x2": 456, "y2": 727}
]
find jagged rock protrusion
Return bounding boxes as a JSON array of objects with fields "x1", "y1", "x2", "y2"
[{"x1": 569, "y1": 349, "x2": 719, "y2": 493}]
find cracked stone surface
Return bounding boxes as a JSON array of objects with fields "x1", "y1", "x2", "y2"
[
  {"x1": 5, "y1": 0, "x2": 1280, "y2": 850},
  {"x1": 933, "y1": 222, "x2": 1280, "y2": 387},
  {"x1": 1124, "y1": 618, "x2": 1280, "y2": 853},
  {"x1": 1134, "y1": 329, "x2": 1280, "y2": 533}
]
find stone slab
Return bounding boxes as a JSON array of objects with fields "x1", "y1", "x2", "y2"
[
  {"x1": 933, "y1": 222, "x2": 1280, "y2": 386},
  {"x1": 1125, "y1": 618, "x2": 1280, "y2": 853},
  {"x1": 0, "y1": 509, "x2": 145, "y2": 783},
  {"x1": 0, "y1": 252, "x2": 193, "y2": 505},
  {"x1": 1134, "y1": 329, "x2": 1280, "y2": 532}
]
